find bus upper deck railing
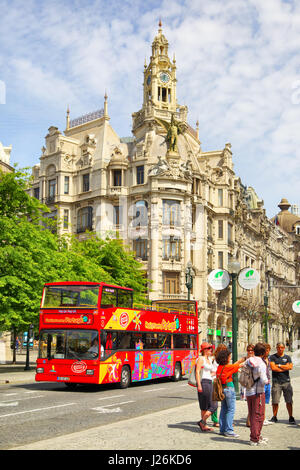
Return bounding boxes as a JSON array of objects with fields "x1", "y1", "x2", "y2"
[{"x1": 133, "y1": 304, "x2": 197, "y2": 316}]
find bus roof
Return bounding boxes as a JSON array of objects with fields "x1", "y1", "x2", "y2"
[{"x1": 44, "y1": 282, "x2": 133, "y2": 291}]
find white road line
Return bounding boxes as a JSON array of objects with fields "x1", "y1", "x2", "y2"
[
  {"x1": 97, "y1": 394, "x2": 125, "y2": 401},
  {"x1": 101, "y1": 401, "x2": 134, "y2": 407},
  {"x1": 2, "y1": 393, "x2": 18, "y2": 396},
  {"x1": 0, "y1": 402, "x2": 76, "y2": 419},
  {"x1": 0, "y1": 395, "x2": 44, "y2": 405},
  {"x1": 143, "y1": 388, "x2": 166, "y2": 393}
]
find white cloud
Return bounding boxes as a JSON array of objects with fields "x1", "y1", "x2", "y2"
[{"x1": 0, "y1": 0, "x2": 300, "y2": 216}]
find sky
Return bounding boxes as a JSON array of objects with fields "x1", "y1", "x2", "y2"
[{"x1": 0, "y1": 0, "x2": 300, "y2": 218}]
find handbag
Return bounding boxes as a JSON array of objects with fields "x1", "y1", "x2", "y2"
[
  {"x1": 212, "y1": 365, "x2": 226, "y2": 401},
  {"x1": 188, "y1": 358, "x2": 203, "y2": 387}
]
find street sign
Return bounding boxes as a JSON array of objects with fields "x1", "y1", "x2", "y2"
[
  {"x1": 208, "y1": 269, "x2": 230, "y2": 291},
  {"x1": 238, "y1": 267, "x2": 260, "y2": 290},
  {"x1": 292, "y1": 300, "x2": 300, "y2": 313}
]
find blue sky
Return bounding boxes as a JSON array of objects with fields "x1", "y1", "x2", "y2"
[{"x1": 0, "y1": 0, "x2": 300, "y2": 217}]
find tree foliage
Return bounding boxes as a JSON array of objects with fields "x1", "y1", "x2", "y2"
[{"x1": 0, "y1": 169, "x2": 147, "y2": 333}]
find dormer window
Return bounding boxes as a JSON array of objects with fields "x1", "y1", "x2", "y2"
[{"x1": 295, "y1": 225, "x2": 300, "y2": 235}]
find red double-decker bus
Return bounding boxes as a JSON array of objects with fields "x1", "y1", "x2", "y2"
[{"x1": 36, "y1": 282, "x2": 198, "y2": 389}]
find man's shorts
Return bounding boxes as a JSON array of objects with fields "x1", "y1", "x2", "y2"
[
  {"x1": 271, "y1": 381, "x2": 293, "y2": 404},
  {"x1": 265, "y1": 383, "x2": 271, "y2": 404}
]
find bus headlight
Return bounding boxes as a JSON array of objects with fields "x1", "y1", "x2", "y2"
[
  {"x1": 36, "y1": 368, "x2": 44, "y2": 374},
  {"x1": 86, "y1": 369, "x2": 94, "y2": 376}
]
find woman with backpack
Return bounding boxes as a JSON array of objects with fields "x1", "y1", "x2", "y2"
[
  {"x1": 215, "y1": 349, "x2": 245, "y2": 438},
  {"x1": 244, "y1": 343, "x2": 268, "y2": 446}
]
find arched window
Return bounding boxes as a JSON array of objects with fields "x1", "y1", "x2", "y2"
[{"x1": 77, "y1": 207, "x2": 93, "y2": 233}]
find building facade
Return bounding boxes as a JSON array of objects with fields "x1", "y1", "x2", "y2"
[{"x1": 28, "y1": 24, "x2": 300, "y2": 351}]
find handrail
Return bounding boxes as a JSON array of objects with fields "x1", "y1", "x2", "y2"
[{"x1": 133, "y1": 303, "x2": 196, "y2": 316}]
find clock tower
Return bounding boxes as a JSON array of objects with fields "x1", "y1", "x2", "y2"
[{"x1": 143, "y1": 21, "x2": 177, "y2": 114}]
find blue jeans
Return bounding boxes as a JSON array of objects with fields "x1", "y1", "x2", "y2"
[{"x1": 219, "y1": 386, "x2": 236, "y2": 434}]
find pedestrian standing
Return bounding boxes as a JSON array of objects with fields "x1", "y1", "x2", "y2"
[
  {"x1": 245, "y1": 343, "x2": 269, "y2": 446},
  {"x1": 196, "y1": 342, "x2": 218, "y2": 432},
  {"x1": 215, "y1": 349, "x2": 245, "y2": 438},
  {"x1": 262, "y1": 343, "x2": 273, "y2": 426},
  {"x1": 269, "y1": 342, "x2": 296, "y2": 424},
  {"x1": 210, "y1": 344, "x2": 228, "y2": 427},
  {"x1": 240, "y1": 344, "x2": 255, "y2": 427}
]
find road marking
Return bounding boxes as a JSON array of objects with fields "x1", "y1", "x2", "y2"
[
  {"x1": 102, "y1": 401, "x2": 134, "y2": 407},
  {"x1": 2, "y1": 393, "x2": 18, "y2": 396},
  {"x1": 0, "y1": 402, "x2": 76, "y2": 419},
  {"x1": 0, "y1": 402, "x2": 18, "y2": 407},
  {"x1": 0, "y1": 395, "x2": 44, "y2": 406},
  {"x1": 143, "y1": 388, "x2": 166, "y2": 393},
  {"x1": 97, "y1": 394, "x2": 125, "y2": 401},
  {"x1": 91, "y1": 400, "x2": 134, "y2": 414},
  {"x1": 92, "y1": 406, "x2": 122, "y2": 414}
]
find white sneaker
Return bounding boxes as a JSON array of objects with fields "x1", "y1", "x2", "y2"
[
  {"x1": 250, "y1": 441, "x2": 259, "y2": 446},
  {"x1": 263, "y1": 419, "x2": 273, "y2": 425}
]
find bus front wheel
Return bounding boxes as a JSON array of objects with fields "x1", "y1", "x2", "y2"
[
  {"x1": 120, "y1": 366, "x2": 131, "y2": 389},
  {"x1": 173, "y1": 362, "x2": 182, "y2": 382}
]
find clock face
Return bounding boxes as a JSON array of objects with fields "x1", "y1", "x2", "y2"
[{"x1": 159, "y1": 72, "x2": 170, "y2": 84}]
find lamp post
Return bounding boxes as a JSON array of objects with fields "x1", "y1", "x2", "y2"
[
  {"x1": 228, "y1": 258, "x2": 241, "y2": 395},
  {"x1": 24, "y1": 324, "x2": 34, "y2": 371},
  {"x1": 263, "y1": 291, "x2": 269, "y2": 343},
  {"x1": 185, "y1": 261, "x2": 195, "y2": 301}
]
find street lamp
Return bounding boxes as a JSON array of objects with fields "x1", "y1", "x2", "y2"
[
  {"x1": 185, "y1": 261, "x2": 195, "y2": 301},
  {"x1": 263, "y1": 291, "x2": 269, "y2": 343},
  {"x1": 228, "y1": 257, "x2": 241, "y2": 395},
  {"x1": 24, "y1": 323, "x2": 34, "y2": 371}
]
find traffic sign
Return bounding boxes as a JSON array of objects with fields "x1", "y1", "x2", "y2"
[
  {"x1": 238, "y1": 268, "x2": 260, "y2": 290},
  {"x1": 292, "y1": 300, "x2": 300, "y2": 313},
  {"x1": 208, "y1": 269, "x2": 230, "y2": 291}
]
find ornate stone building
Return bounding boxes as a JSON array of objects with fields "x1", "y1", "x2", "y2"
[{"x1": 28, "y1": 23, "x2": 299, "y2": 350}]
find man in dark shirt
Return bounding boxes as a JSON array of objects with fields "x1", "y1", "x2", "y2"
[{"x1": 269, "y1": 342, "x2": 296, "y2": 424}]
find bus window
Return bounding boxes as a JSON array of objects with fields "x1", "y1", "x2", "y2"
[
  {"x1": 101, "y1": 287, "x2": 117, "y2": 308},
  {"x1": 173, "y1": 334, "x2": 190, "y2": 349},
  {"x1": 117, "y1": 289, "x2": 133, "y2": 308}
]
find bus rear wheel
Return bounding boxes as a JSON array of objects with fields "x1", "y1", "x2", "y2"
[
  {"x1": 173, "y1": 362, "x2": 182, "y2": 382},
  {"x1": 119, "y1": 366, "x2": 131, "y2": 389}
]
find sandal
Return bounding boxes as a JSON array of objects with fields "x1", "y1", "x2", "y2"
[{"x1": 198, "y1": 420, "x2": 212, "y2": 432}]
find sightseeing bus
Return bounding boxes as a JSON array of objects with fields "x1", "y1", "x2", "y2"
[{"x1": 35, "y1": 282, "x2": 198, "y2": 389}]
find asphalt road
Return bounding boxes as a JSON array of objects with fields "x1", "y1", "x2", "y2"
[{"x1": 0, "y1": 376, "x2": 198, "y2": 450}]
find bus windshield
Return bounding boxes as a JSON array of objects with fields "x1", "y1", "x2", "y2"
[
  {"x1": 39, "y1": 329, "x2": 99, "y2": 360},
  {"x1": 42, "y1": 285, "x2": 99, "y2": 308}
]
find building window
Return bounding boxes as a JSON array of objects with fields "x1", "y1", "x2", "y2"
[
  {"x1": 218, "y1": 189, "x2": 223, "y2": 206},
  {"x1": 64, "y1": 176, "x2": 70, "y2": 194},
  {"x1": 163, "y1": 272, "x2": 180, "y2": 294},
  {"x1": 295, "y1": 225, "x2": 300, "y2": 235},
  {"x1": 63, "y1": 209, "x2": 69, "y2": 229},
  {"x1": 228, "y1": 223, "x2": 233, "y2": 244},
  {"x1": 77, "y1": 207, "x2": 93, "y2": 233},
  {"x1": 113, "y1": 169, "x2": 122, "y2": 187},
  {"x1": 163, "y1": 200, "x2": 180, "y2": 226},
  {"x1": 33, "y1": 187, "x2": 40, "y2": 200},
  {"x1": 162, "y1": 237, "x2": 181, "y2": 261},
  {"x1": 218, "y1": 220, "x2": 223, "y2": 239},
  {"x1": 218, "y1": 251, "x2": 223, "y2": 269},
  {"x1": 113, "y1": 205, "x2": 122, "y2": 226},
  {"x1": 136, "y1": 165, "x2": 144, "y2": 185},
  {"x1": 133, "y1": 238, "x2": 148, "y2": 260},
  {"x1": 207, "y1": 218, "x2": 213, "y2": 242},
  {"x1": 48, "y1": 179, "x2": 56, "y2": 202},
  {"x1": 132, "y1": 200, "x2": 148, "y2": 227},
  {"x1": 83, "y1": 174, "x2": 90, "y2": 192}
]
